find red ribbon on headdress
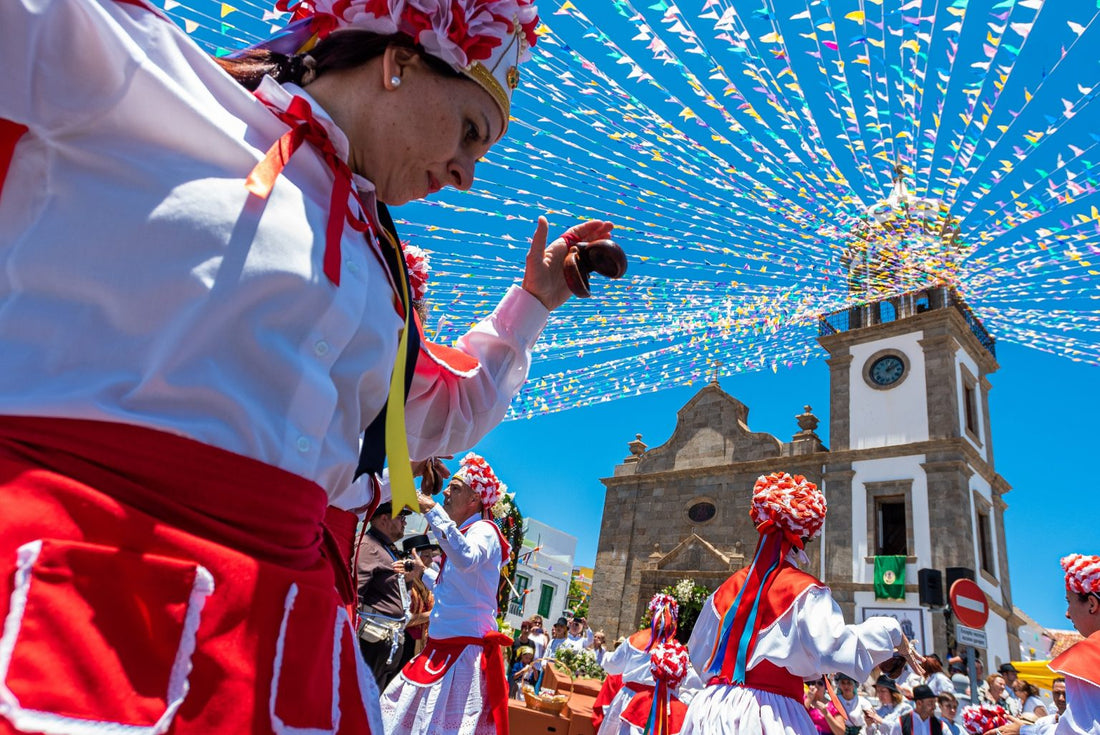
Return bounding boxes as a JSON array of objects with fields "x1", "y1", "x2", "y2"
[{"x1": 246, "y1": 95, "x2": 370, "y2": 286}]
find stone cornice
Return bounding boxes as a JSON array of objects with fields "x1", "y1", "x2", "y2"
[
  {"x1": 818, "y1": 306, "x2": 999, "y2": 375},
  {"x1": 604, "y1": 437, "x2": 1012, "y2": 494}
]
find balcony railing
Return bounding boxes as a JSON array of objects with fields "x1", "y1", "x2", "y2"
[{"x1": 818, "y1": 285, "x2": 995, "y2": 358}]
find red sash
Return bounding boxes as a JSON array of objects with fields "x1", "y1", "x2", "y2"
[
  {"x1": 0, "y1": 119, "x2": 27, "y2": 203},
  {"x1": 437, "y1": 517, "x2": 511, "y2": 588},
  {"x1": 0, "y1": 416, "x2": 374, "y2": 734},
  {"x1": 620, "y1": 682, "x2": 689, "y2": 734},
  {"x1": 402, "y1": 633, "x2": 513, "y2": 735},
  {"x1": 1051, "y1": 629, "x2": 1100, "y2": 688}
]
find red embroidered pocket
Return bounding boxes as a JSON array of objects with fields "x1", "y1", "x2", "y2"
[{"x1": 0, "y1": 539, "x2": 214, "y2": 734}]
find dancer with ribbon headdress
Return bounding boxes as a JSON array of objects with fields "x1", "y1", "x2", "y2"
[
  {"x1": 681, "y1": 473, "x2": 924, "y2": 735},
  {"x1": 0, "y1": 0, "x2": 621, "y2": 732},
  {"x1": 597, "y1": 593, "x2": 704, "y2": 735},
  {"x1": 381, "y1": 453, "x2": 514, "y2": 734}
]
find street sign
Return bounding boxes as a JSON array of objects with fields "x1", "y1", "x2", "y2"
[
  {"x1": 956, "y1": 623, "x2": 988, "y2": 649},
  {"x1": 949, "y1": 579, "x2": 989, "y2": 629}
]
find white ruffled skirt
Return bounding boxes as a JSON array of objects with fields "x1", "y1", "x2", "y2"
[
  {"x1": 597, "y1": 687, "x2": 635, "y2": 735},
  {"x1": 680, "y1": 685, "x2": 815, "y2": 735},
  {"x1": 380, "y1": 645, "x2": 495, "y2": 735}
]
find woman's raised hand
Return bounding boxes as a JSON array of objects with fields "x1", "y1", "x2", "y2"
[{"x1": 522, "y1": 217, "x2": 615, "y2": 310}]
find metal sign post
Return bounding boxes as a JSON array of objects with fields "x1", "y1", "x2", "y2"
[{"x1": 967, "y1": 647, "x2": 978, "y2": 707}]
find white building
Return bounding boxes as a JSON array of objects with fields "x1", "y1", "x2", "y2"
[{"x1": 504, "y1": 518, "x2": 577, "y2": 629}]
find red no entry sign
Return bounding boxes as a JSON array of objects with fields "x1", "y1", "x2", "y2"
[{"x1": 950, "y1": 579, "x2": 989, "y2": 629}]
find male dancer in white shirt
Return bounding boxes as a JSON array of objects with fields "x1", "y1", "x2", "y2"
[{"x1": 381, "y1": 453, "x2": 513, "y2": 734}]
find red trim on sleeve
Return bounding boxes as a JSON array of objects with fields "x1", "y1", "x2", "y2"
[{"x1": 0, "y1": 119, "x2": 29, "y2": 202}]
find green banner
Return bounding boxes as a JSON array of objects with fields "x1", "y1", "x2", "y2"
[{"x1": 874, "y1": 556, "x2": 906, "y2": 600}]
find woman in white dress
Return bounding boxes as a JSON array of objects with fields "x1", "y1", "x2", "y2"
[
  {"x1": 680, "y1": 473, "x2": 924, "y2": 735},
  {"x1": 598, "y1": 593, "x2": 704, "y2": 735}
]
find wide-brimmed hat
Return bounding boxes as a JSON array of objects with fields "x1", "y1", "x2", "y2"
[
  {"x1": 401, "y1": 534, "x2": 435, "y2": 553},
  {"x1": 913, "y1": 685, "x2": 935, "y2": 700},
  {"x1": 874, "y1": 675, "x2": 899, "y2": 693}
]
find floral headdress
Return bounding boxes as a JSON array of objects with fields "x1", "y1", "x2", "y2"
[
  {"x1": 750, "y1": 472, "x2": 828, "y2": 546},
  {"x1": 1062, "y1": 553, "x2": 1100, "y2": 596},
  {"x1": 645, "y1": 593, "x2": 679, "y2": 651},
  {"x1": 454, "y1": 452, "x2": 507, "y2": 511},
  {"x1": 271, "y1": 0, "x2": 539, "y2": 133},
  {"x1": 705, "y1": 472, "x2": 827, "y2": 687},
  {"x1": 402, "y1": 243, "x2": 431, "y2": 302}
]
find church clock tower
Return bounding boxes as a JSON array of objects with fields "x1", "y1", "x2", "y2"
[{"x1": 818, "y1": 284, "x2": 1018, "y2": 664}]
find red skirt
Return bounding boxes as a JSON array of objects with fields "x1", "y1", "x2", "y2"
[{"x1": 0, "y1": 417, "x2": 378, "y2": 735}]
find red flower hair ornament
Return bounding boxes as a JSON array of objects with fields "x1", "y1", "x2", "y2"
[
  {"x1": 750, "y1": 472, "x2": 827, "y2": 549},
  {"x1": 402, "y1": 243, "x2": 431, "y2": 302},
  {"x1": 1062, "y1": 553, "x2": 1100, "y2": 595},
  {"x1": 453, "y1": 452, "x2": 506, "y2": 510}
]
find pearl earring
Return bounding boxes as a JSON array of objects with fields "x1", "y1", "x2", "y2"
[{"x1": 390, "y1": 75, "x2": 402, "y2": 87}]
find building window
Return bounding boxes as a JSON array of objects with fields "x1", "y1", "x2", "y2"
[
  {"x1": 964, "y1": 384, "x2": 978, "y2": 435},
  {"x1": 865, "y1": 480, "x2": 914, "y2": 562},
  {"x1": 876, "y1": 497, "x2": 908, "y2": 556},
  {"x1": 687, "y1": 501, "x2": 716, "y2": 524},
  {"x1": 977, "y1": 511, "x2": 995, "y2": 576},
  {"x1": 960, "y1": 365, "x2": 982, "y2": 444},
  {"x1": 510, "y1": 574, "x2": 530, "y2": 616},
  {"x1": 537, "y1": 582, "x2": 556, "y2": 618}
]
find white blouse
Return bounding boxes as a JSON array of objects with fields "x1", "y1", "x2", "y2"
[
  {"x1": 422, "y1": 507, "x2": 503, "y2": 639},
  {"x1": 0, "y1": 0, "x2": 546, "y2": 509},
  {"x1": 681, "y1": 578, "x2": 903, "y2": 735}
]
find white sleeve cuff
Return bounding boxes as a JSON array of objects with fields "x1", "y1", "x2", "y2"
[{"x1": 488, "y1": 285, "x2": 549, "y2": 349}]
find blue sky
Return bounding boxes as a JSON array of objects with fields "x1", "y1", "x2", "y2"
[{"x1": 169, "y1": 0, "x2": 1100, "y2": 633}]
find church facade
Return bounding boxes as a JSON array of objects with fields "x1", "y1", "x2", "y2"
[{"x1": 589, "y1": 285, "x2": 1021, "y2": 667}]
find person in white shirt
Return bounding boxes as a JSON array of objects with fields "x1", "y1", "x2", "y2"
[
  {"x1": 1012, "y1": 681, "x2": 1048, "y2": 719},
  {"x1": 681, "y1": 473, "x2": 923, "y2": 735},
  {"x1": 888, "y1": 686, "x2": 943, "y2": 735},
  {"x1": 547, "y1": 617, "x2": 570, "y2": 658},
  {"x1": 382, "y1": 453, "x2": 514, "y2": 734},
  {"x1": 0, "y1": 1, "x2": 618, "y2": 733},
  {"x1": 598, "y1": 593, "x2": 704, "y2": 735},
  {"x1": 833, "y1": 672, "x2": 874, "y2": 734},
  {"x1": 937, "y1": 693, "x2": 964, "y2": 735},
  {"x1": 528, "y1": 615, "x2": 550, "y2": 660},
  {"x1": 865, "y1": 676, "x2": 915, "y2": 735},
  {"x1": 592, "y1": 631, "x2": 609, "y2": 667},
  {"x1": 563, "y1": 617, "x2": 589, "y2": 652}
]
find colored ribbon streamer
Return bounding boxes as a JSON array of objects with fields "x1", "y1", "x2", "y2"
[
  {"x1": 246, "y1": 94, "x2": 416, "y2": 512},
  {"x1": 245, "y1": 94, "x2": 369, "y2": 285}
]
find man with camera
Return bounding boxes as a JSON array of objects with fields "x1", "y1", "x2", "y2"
[{"x1": 355, "y1": 493, "x2": 415, "y2": 690}]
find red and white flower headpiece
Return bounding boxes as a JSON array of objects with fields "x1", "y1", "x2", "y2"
[
  {"x1": 960, "y1": 705, "x2": 1009, "y2": 735},
  {"x1": 648, "y1": 593, "x2": 679, "y2": 621},
  {"x1": 1062, "y1": 553, "x2": 1100, "y2": 595},
  {"x1": 274, "y1": 0, "x2": 539, "y2": 133},
  {"x1": 454, "y1": 452, "x2": 507, "y2": 509},
  {"x1": 750, "y1": 472, "x2": 827, "y2": 546},
  {"x1": 402, "y1": 243, "x2": 431, "y2": 302}
]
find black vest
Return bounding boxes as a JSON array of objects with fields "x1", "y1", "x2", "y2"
[{"x1": 900, "y1": 713, "x2": 942, "y2": 735}]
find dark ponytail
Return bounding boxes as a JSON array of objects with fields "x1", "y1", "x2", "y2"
[{"x1": 214, "y1": 30, "x2": 461, "y2": 91}]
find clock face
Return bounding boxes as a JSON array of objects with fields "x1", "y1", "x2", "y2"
[{"x1": 869, "y1": 355, "x2": 906, "y2": 387}]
